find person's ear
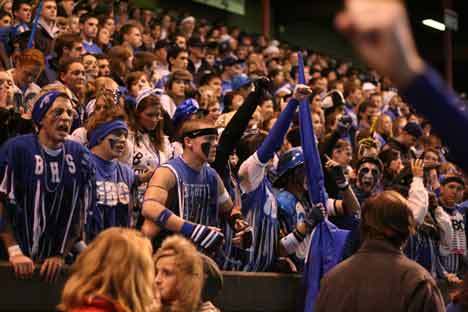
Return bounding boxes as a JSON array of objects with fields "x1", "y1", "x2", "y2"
[{"x1": 184, "y1": 136, "x2": 192, "y2": 148}]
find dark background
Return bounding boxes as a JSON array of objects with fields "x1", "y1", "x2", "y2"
[{"x1": 150, "y1": 0, "x2": 468, "y2": 92}]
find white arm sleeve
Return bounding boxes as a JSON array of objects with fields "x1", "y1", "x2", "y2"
[
  {"x1": 407, "y1": 177, "x2": 429, "y2": 225},
  {"x1": 434, "y1": 206, "x2": 453, "y2": 256},
  {"x1": 239, "y1": 152, "x2": 268, "y2": 193}
]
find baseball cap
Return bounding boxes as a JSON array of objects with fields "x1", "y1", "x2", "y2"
[
  {"x1": 231, "y1": 74, "x2": 251, "y2": 91},
  {"x1": 403, "y1": 122, "x2": 423, "y2": 139}
]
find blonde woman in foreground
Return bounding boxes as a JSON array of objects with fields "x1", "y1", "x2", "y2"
[
  {"x1": 60, "y1": 228, "x2": 157, "y2": 312},
  {"x1": 154, "y1": 236, "x2": 220, "y2": 312}
]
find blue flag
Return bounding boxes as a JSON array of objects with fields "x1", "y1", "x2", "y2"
[
  {"x1": 27, "y1": 0, "x2": 43, "y2": 49},
  {"x1": 297, "y1": 52, "x2": 349, "y2": 312}
]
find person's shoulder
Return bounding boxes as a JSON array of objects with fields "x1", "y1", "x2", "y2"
[
  {"x1": 397, "y1": 254, "x2": 438, "y2": 284},
  {"x1": 3, "y1": 133, "x2": 36, "y2": 150},
  {"x1": 64, "y1": 139, "x2": 90, "y2": 153},
  {"x1": 116, "y1": 161, "x2": 135, "y2": 178}
]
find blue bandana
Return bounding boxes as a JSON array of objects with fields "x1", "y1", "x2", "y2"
[
  {"x1": 172, "y1": 98, "x2": 199, "y2": 128},
  {"x1": 32, "y1": 91, "x2": 68, "y2": 125},
  {"x1": 88, "y1": 119, "x2": 128, "y2": 149}
]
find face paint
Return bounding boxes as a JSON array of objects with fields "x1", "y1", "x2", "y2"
[
  {"x1": 106, "y1": 130, "x2": 127, "y2": 156},
  {"x1": 357, "y1": 165, "x2": 380, "y2": 192},
  {"x1": 201, "y1": 142, "x2": 212, "y2": 158}
]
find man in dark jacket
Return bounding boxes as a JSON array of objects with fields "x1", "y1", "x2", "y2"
[{"x1": 315, "y1": 191, "x2": 445, "y2": 312}]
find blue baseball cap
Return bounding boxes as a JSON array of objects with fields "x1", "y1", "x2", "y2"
[{"x1": 232, "y1": 74, "x2": 252, "y2": 91}]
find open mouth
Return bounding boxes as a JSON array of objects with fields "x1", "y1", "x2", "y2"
[
  {"x1": 113, "y1": 145, "x2": 125, "y2": 153},
  {"x1": 361, "y1": 178, "x2": 374, "y2": 188},
  {"x1": 56, "y1": 124, "x2": 70, "y2": 133}
]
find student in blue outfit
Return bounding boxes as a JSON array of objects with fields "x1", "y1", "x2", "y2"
[
  {"x1": 274, "y1": 148, "x2": 360, "y2": 271},
  {"x1": 237, "y1": 84, "x2": 312, "y2": 272},
  {"x1": 85, "y1": 112, "x2": 137, "y2": 242},
  {"x1": 141, "y1": 118, "x2": 252, "y2": 258},
  {"x1": 0, "y1": 91, "x2": 94, "y2": 282}
]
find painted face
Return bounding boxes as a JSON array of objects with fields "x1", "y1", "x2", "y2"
[
  {"x1": 155, "y1": 256, "x2": 179, "y2": 304},
  {"x1": 104, "y1": 129, "x2": 128, "y2": 159},
  {"x1": 189, "y1": 132, "x2": 219, "y2": 163},
  {"x1": 357, "y1": 163, "x2": 380, "y2": 193},
  {"x1": 40, "y1": 97, "x2": 75, "y2": 144}
]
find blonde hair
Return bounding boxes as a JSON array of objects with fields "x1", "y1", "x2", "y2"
[
  {"x1": 154, "y1": 236, "x2": 204, "y2": 312},
  {"x1": 60, "y1": 228, "x2": 155, "y2": 312}
]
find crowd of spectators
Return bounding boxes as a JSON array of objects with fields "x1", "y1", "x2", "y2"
[{"x1": 0, "y1": 0, "x2": 467, "y2": 311}]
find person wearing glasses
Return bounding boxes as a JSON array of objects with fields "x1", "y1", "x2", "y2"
[{"x1": 0, "y1": 91, "x2": 95, "y2": 282}]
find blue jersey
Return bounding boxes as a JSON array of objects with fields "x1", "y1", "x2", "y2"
[
  {"x1": 85, "y1": 154, "x2": 136, "y2": 242},
  {"x1": 241, "y1": 178, "x2": 279, "y2": 272},
  {"x1": 163, "y1": 157, "x2": 244, "y2": 269},
  {"x1": 0, "y1": 134, "x2": 94, "y2": 261},
  {"x1": 164, "y1": 157, "x2": 220, "y2": 226}
]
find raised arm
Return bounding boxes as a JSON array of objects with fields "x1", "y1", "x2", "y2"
[{"x1": 212, "y1": 78, "x2": 270, "y2": 175}]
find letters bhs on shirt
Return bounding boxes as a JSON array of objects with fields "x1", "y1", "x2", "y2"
[{"x1": 34, "y1": 154, "x2": 77, "y2": 181}]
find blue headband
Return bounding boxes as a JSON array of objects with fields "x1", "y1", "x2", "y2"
[
  {"x1": 32, "y1": 91, "x2": 68, "y2": 125},
  {"x1": 88, "y1": 119, "x2": 128, "y2": 149}
]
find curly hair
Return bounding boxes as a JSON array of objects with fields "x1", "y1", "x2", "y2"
[{"x1": 154, "y1": 236, "x2": 204, "y2": 312}]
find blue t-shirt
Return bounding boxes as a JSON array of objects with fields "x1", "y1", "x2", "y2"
[
  {"x1": 85, "y1": 154, "x2": 136, "y2": 242},
  {"x1": 82, "y1": 41, "x2": 103, "y2": 55}
]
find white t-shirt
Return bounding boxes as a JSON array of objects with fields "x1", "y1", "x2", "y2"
[{"x1": 122, "y1": 130, "x2": 173, "y2": 202}]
